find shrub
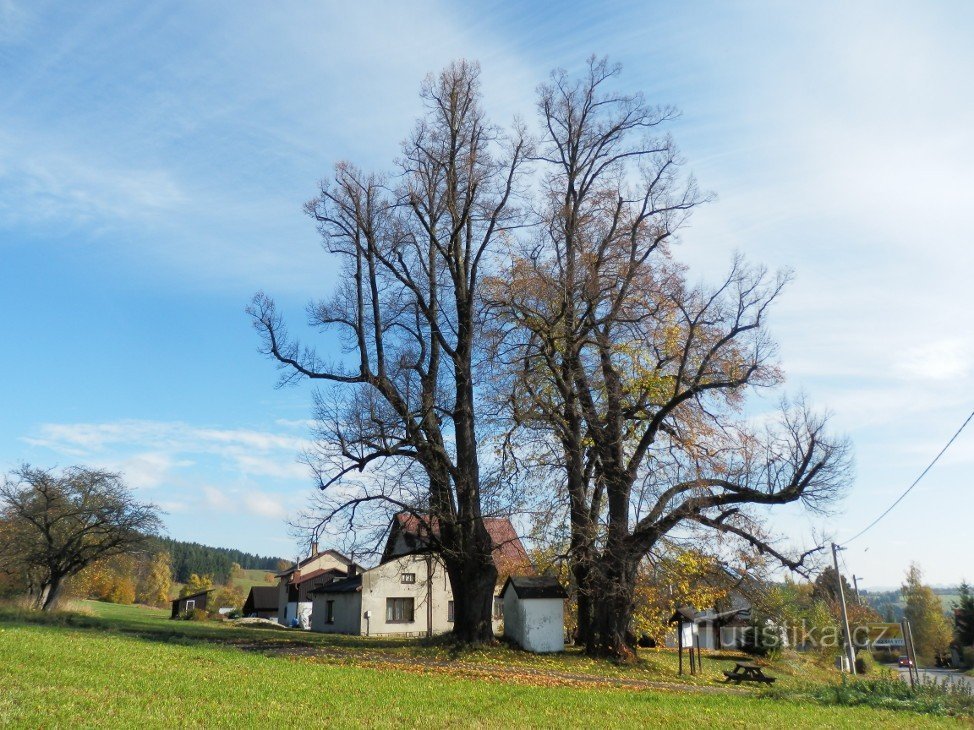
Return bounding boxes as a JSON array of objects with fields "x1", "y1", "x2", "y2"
[
  {"x1": 767, "y1": 674, "x2": 974, "y2": 718},
  {"x1": 741, "y1": 620, "x2": 783, "y2": 658},
  {"x1": 181, "y1": 608, "x2": 210, "y2": 621},
  {"x1": 854, "y1": 650, "x2": 875, "y2": 675}
]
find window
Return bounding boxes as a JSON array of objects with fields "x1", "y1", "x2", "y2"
[
  {"x1": 326, "y1": 600, "x2": 335, "y2": 624},
  {"x1": 448, "y1": 600, "x2": 455, "y2": 622},
  {"x1": 401, "y1": 573, "x2": 416, "y2": 584},
  {"x1": 493, "y1": 597, "x2": 504, "y2": 620},
  {"x1": 185, "y1": 599, "x2": 196, "y2": 611},
  {"x1": 386, "y1": 597, "x2": 415, "y2": 623}
]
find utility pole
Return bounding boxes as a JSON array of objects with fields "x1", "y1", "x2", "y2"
[
  {"x1": 901, "y1": 619, "x2": 919, "y2": 688},
  {"x1": 852, "y1": 575, "x2": 863, "y2": 605},
  {"x1": 832, "y1": 543, "x2": 857, "y2": 675},
  {"x1": 906, "y1": 620, "x2": 921, "y2": 686}
]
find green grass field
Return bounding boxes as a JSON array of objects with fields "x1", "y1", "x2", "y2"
[{"x1": 0, "y1": 602, "x2": 966, "y2": 728}]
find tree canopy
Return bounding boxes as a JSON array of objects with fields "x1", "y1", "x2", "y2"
[{"x1": 0, "y1": 465, "x2": 162, "y2": 610}]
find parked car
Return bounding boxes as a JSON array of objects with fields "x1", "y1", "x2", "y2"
[{"x1": 897, "y1": 655, "x2": 914, "y2": 668}]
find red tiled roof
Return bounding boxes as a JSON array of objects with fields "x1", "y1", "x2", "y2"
[{"x1": 385, "y1": 512, "x2": 534, "y2": 576}]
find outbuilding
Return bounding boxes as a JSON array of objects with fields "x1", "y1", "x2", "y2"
[
  {"x1": 170, "y1": 589, "x2": 212, "y2": 619},
  {"x1": 243, "y1": 586, "x2": 279, "y2": 620},
  {"x1": 501, "y1": 576, "x2": 567, "y2": 653}
]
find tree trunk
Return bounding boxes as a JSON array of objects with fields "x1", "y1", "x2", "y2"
[
  {"x1": 572, "y1": 558, "x2": 593, "y2": 645},
  {"x1": 444, "y1": 551, "x2": 498, "y2": 643},
  {"x1": 586, "y1": 545, "x2": 638, "y2": 660},
  {"x1": 40, "y1": 574, "x2": 64, "y2": 612},
  {"x1": 586, "y1": 560, "x2": 636, "y2": 661}
]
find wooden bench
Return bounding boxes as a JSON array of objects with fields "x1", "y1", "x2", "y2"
[{"x1": 722, "y1": 661, "x2": 776, "y2": 684}]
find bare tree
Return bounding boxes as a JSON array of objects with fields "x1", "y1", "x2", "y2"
[
  {"x1": 489, "y1": 58, "x2": 851, "y2": 658},
  {"x1": 0, "y1": 465, "x2": 163, "y2": 611},
  {"x1": 249, "y1": 61, "x2": 528, "y2": 643}
]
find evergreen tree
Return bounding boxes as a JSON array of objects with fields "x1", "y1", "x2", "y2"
[{"x1": 955, "y1": 581, "x2": 974, "y2": 647}]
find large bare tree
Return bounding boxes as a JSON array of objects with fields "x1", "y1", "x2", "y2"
[
  {"x1": 489, "y1": 58, "x2": 851, "y2": 658},
  {"x1": 0, "y1": 465, "x2": 162, "y2": 610},
  {"x1": 250, "y1": 61, "x2": 528, "y2": 642}
]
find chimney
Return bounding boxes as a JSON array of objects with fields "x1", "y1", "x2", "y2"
[
  {"x1": 348, "y1": 562, "x2": 357, "y2": 578},
  {"x1": 310, "y1": 541, "x2": 319, "y2": 558}
]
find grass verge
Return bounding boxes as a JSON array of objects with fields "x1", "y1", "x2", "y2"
[{"x1": 0, "y1": 620, "x2": 960, "y2": 728}]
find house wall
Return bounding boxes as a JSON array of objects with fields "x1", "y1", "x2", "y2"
[
  {"x1": 277, "y1": 552, "x2": 352, "y2": 625},
  {"x1": 502, "y1": 591, "x2": 564, "y2": 653},
  {"x1": 284, "y1": 601, "x2": 313, "y2": 628},
  {"x1": 310, "y1": 592, "x2": 362, "y2": 634},
  {"x1": 360, "y1": 554, "x2": 454, "y2": 637}
]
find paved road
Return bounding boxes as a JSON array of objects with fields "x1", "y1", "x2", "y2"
[{"x1": 896, "y1": 666, "x2": 974, "y2": 690}]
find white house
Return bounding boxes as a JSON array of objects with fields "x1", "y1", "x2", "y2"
[
  {"x1": 309, "y1": 512, "x2": 533, "y2": 637},
  {"x1": 311, "y1": 552, "x2": 455, "y2": 636},
  {"x1": 501, "y1": 576, "x2": 567, "y2": 653}
]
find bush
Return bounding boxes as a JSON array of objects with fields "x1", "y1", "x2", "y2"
[
  {"x1": 180, "y1": 608, "x2": 210, "y2": 621},
  {"x1": 741, "y1": 621, "x2": 783, "y2": 658},
  {"x1": 766, "y1": 675, "x2": 974, "y2": 718},
  {"x1": 855, "y1": 650, "x2": 875, "y2": 675}
]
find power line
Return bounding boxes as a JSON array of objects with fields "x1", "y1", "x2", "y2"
[{"x1": 841, "y1": 407, "x2": 974, "y2": 546}]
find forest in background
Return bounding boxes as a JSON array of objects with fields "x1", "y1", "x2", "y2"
[{"x1": 156, "y1": 538, "x2": 284, "y2": 585}]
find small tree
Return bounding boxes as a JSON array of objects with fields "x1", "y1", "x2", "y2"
[
  {"x1": 0, "y1": 465, "x2": 162, "y2": 610},
  {"x1": 138, "y1": 551, "x2": 173, "y2": 607},
  {"x1": 902, "y1": 563, "x2": 953, "y2": 663}
]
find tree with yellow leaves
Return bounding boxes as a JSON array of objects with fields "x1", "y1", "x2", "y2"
[
  {"x1": 489, "y1": 58, "x2": 852, "y2": 659},
  {"x1": 137, "y1": 551, "x2": 173, "y2": 607},
  {"x1": 180, "y1": 573, "x2": 214, "y2": 597}
]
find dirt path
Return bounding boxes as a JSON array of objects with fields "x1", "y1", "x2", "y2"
[{"x1": 235, "y1": 640, "x2": 751, "y2": 695}]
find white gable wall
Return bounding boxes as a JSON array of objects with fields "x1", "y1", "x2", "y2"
[
  {"x1": 360, "y1": 553, "x2": 454, "y2": 637},
  {"x1": 502, "y1": 589, "x2": 565, "y2": 653}
]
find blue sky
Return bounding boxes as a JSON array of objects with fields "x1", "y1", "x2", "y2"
[{"x1": 2, "y1": 1, "x2": 972, "y2": 586}]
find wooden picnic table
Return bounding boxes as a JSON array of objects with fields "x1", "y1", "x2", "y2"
[{"x1": 722, "y1": 661, "x2": 776, "y2": 684}]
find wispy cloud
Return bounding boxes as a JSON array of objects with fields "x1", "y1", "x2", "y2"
[{"x1": 19, "y1": 418, "x2": 312, "y2": 549}]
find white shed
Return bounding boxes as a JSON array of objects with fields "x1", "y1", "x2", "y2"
[{"x1": 501, "y1": 576, "x2": 567, "y2": 653}]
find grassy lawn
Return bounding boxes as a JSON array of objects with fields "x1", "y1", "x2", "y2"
[
  {"x1": 0, "y1": 602, "x2": 967, "y2": 727},
  {"x1": 231, "y1": 567, "x2": 277, "y2": 593}
]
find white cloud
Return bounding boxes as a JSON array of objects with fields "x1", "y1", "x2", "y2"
[
  {"x1": 25, "y1": 419, "x2": 310, "y2": 459},
  {"x1": 894, "y1": 340, "x2": 971, "y2": 382},
  {"x1": 242, "y1": 491, "x2": 288, "y2": 519},
  {"x1": 203, "y1": 485, "x2": 234, "y2": 511},
  {"x1": 22, "y1": 419, "x2": 312, "y2": 513}
]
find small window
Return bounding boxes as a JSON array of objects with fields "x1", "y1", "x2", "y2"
[
  {"x1": 185, "y1": 599, "x2": 196, "y2": 611},
  {"x1": 448, "y1": 600, "x2": 454, "y2": 622},
  {"x1": 401, "y1": 573, "x2": 416, "y2": 584},
  {"x1": 386, "y1": 597, "x2": 415, "y2": 623},
  {"x1": 493, "y1": 597, "x2": 504, "y2": 620},
  {"x1": 326, "y1": 600, "x2": 335, "y2": 624}
]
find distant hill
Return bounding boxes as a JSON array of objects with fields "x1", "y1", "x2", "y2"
[
  {"x1": 154, "y1": 538, "x2": 285, "y2": 585},
  {"x1": 862, "y1": 586, "x2": 961, "y2": 622}
]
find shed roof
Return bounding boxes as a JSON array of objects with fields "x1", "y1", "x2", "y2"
[
  {"x1": 669, "y1": 606, "x2": 697, "y2": 623},
  {"x1": 171, "y1": 589, "x2": 212, "y2": 606},
  {"x1": 502, "y1": 575, "x2": 567, "y2": 600},
  {"x1": 309, "y1": 574, "x2": 363, "y2": 594},
  {"x1": 244, "y1": 586, "x2": 278, "y2": 612}
]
